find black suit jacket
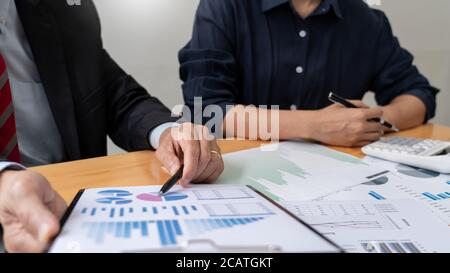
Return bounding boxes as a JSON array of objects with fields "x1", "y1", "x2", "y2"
[{"x1": 14, "y1": 0, "x2": 176, "y2": 161}]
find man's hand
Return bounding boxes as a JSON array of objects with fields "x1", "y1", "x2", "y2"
[
  {"x1": 0, "y1": 170, "x2": 67, "y2": 253},
  {"x1": 156, "y1": 123, "x2": 224, "y2": 185},
  {"x1": 311, "y1": 101, "x2": 385, "y2": 147}
]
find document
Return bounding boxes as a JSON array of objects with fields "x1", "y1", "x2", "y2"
[
  {"x1": 282, "y1": 199, "x2": 450, "y2": 253},
  {"x1": 49, "y1": 185, "x2": 341, "y2": 253},
  {"x1": 216, "y1": 141, "x2": 385, "y2": 202},
  {"x1": 320, "y1": 157, "x2": 450, "y2": 224}
]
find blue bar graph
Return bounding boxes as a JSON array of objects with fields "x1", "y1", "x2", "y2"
[
  {"x1": 368, "y1": 191, "x2": 385, "y2": 200},
  {"x1": 83, "y1": 220, "x2": 185, "y2": 246},
  {"x1": 182, "y1": 206, "x2": 189, "y2": 215},
  {"x1": 80, "y1": 205, "x2": 199, "y2": 219},
  {"x1": 172, "y1": 206, "x2": 179, "y2": 216},
  {"x1": 185, "y1": 217, "x2": 265, "y2": 236},
  {"x1": 447, "y1": 181, "x2": 450, "y2": 185},
  {"x1": 422, "y1": 192, "x2": 450, "y2": 201}
]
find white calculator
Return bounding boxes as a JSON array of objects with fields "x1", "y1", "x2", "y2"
[{"x1": 362, "y1": 137, "x2": 450, "y2": 173}]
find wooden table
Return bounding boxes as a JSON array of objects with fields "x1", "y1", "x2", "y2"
[{"x1": 32, "y1": 124, "x2": 450, "y2": 204}]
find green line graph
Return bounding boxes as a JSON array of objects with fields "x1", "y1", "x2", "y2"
[{"x1": 218, "y1": 142, "x2": 368, "y2": 202}]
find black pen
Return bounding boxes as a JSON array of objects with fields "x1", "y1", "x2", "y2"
[
  {"x1": 328, "y1": 92, "x2": 400, "y2": 132},
  {"x1": 158, "y1": 165, "x2": 184, "y2": 196}
]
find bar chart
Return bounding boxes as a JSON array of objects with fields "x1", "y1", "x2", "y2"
[
  {"x1": 83, "y1": 219, "x2": 183, "y2": 246},
  {"x1": 368, "y1": 191, "x2": 386, "y2": 200},
  {"x1": 82, "y1": 216, "x2": 266, "y2": 246},
  {"x1": 185, "y1": 217, "x2": 265, "y2": 236},
  {"x1": 361, "y1": 241, "x2": 422, "y2": 253},
  {"x1": 422, "y1": 192, "x2": 450, "y2": 201},
  {"x1": 80, "y1": 205, "x2": 199, "y2": 218}
]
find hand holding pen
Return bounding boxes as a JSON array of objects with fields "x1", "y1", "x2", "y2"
[{"x1": 328, "y1": 92, "x2": 400, "y2": 132}]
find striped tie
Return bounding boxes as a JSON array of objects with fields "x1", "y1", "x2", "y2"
[{"x1": 0, "y1": 53, "x2": 21, "y2": 162}]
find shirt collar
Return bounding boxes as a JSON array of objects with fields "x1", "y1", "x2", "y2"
[{"x1": 261, "y1": 0, "x2": 343, "y2": 19}]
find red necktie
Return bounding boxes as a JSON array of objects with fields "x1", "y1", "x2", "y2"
[{"x1": 0, "y1": 53, "x2": 21, "y2": 162}]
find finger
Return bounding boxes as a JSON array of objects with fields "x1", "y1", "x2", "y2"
[
  {"x1": 204, "y1": 164, "x2": 224, "y2": 183},
  {"x1": 364, "y1": 121, "x2": 384, "y2": 133},
  {"x1": 192, "y1": 161, "x2": 218, "y2": 183},
  {"x1": 158, "y1": 143, "x2": 182, "y2": 175},
  {"x1": 348, "y1": 100, "x2": 369, "y2": 109},
  {"x1": 353, "y1": 141, "x2": 373, "y2": 147},
  {"x1": 47, "y1": 192, "x2": 68, "y2": 220},
  {"x1": 204, "y1": 158, "x2": 225, "y2": 183},
  {"x1": 195, "y1": 127, "x2": 213, "y2": 179},
  {"x1": 360, "y1": 132, "x2": 383, "y2": 142},
  {"x1": 14, "y1": 193, "x2": 60, "y2": 245},
  {"x1": 363, "y1": 107, "x2": 383, "y2": 120},
  {"x1": 179, "y1": 140, "x2": 200, "y2": 186},
  {"x1": 3, "y1": 227, "x2": 48, "y2": 253}
]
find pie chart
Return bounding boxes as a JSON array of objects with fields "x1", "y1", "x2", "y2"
[
  {"x1": 96, "y1": 189, "x2": 133, "y2": 205},
  {"x1": 97, "y1": 190, "x2": 132, "y2": 197},
  {"x1": 96, "y1": 197, "x2": 133, "y2": 205},
  {"x1": 137, "y1": 192, "x2": 188, "y2": 202}
]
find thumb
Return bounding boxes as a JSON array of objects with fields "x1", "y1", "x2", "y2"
[
  {"x1": 16, "y1": 194, "x2": 60, "y2": 244},
  {"x1": 349, "y1": 100, "x2": 370, "y2": 109},
  {"x1": 162, "y1": 148, "x2": 182, "y2": 176}
]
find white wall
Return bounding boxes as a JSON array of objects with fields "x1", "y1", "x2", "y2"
[
  {"x1": 93, "y1": 0, "x2": 450, "y2": 154},
  {"x1": 365, "y1": 0, "x2": 450, "y2": 127}
]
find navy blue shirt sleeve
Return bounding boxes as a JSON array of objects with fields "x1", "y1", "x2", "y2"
[
  {"x1": 370, "y1": 10, "x2": 439, "y2": 121},
  {"x1": 179, "y1": 0, "x2": 239, "y2": 126}
]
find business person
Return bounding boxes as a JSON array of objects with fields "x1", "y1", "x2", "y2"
[
  {"x1": 180, "y1": 0, "x2": 439, "y2": 147},
  {"x1": 0, "y1": 0, "x2": 224, "y2": 252}
]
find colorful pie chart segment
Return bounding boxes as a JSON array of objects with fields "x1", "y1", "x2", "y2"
[{"x1": 137, "y1": 192, "x2": 188, "y2": 202}]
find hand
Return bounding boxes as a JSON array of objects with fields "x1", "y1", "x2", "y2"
[
  {"x1": 0, "y1": 170, "x2": 67, "y2": 252},
  {"x1": 311, "y1": 101, "x2": 384, "y2": 147},
  {"x1": 156, "y1": 123, "x2": 224, "y2": 185}
]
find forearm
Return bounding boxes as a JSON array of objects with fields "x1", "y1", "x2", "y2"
[
  {"x1": 222, "y1": 105, "x2": 316, "y2": 140},
  {"x1": 382, "y1": 95, "x2": 427, "y2": 130}
]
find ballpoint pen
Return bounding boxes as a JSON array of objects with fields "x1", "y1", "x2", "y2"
[
  {"x1": 328, "y1": 92, "x2": 400, "y2": 132},
  {"x1": 158, "y1": 165, "x2": 184, "y2": 196}
]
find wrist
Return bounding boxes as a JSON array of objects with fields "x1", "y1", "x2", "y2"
[{"x1": 291, "y1": 110, "x2": 320, "y2": 140}]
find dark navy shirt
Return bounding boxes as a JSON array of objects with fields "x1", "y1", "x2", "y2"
[{"x1": 179, "y1": 0, "x2": 438, "y2": 127}]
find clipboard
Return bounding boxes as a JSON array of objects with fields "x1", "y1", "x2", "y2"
[{"x1": 48, "y1": 185, "x2": 344, "y2": 253}]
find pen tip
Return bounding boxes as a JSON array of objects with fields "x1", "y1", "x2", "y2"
[{"x1": 158, "y1": 191, "x2": 164, "y2": 196}]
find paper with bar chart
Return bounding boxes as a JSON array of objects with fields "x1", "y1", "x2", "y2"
[
  {"x1": 282, "y1": 199, "x2": 450, "y2": 253},
  {"x1": 320, "y1": 156, "x2": 450, "y2": 224},
  {"x1": 216, "y1": 141, "x2": 385, "y2": 202},
  {"x1": 49, "y1": 185, "x2": 340, "y2": 253}
]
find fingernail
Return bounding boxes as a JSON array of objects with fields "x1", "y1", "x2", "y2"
[{"x1": 179, "y1": 178, "x2": 190, "y2": 186}]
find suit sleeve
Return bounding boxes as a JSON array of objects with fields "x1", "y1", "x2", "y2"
[
  {"x1": 83, "y1": 1, "x2": 177, "y2": 151},
  {"x1": 100, "y1": 52, "x2": 178, "y2": 151},
  {"x1": 370, "y1": 10, "x2": 439, "y2": 122}
]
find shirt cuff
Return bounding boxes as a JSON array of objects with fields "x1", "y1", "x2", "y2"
[
  {"x1": 148, "y1": 122, "x2": 179, "y2": 149},
  {"x1": 403, "y1": 89, "x2": 437, "y2": 122},
  {"x1": 0, "y1": 161, "x2": 26, "y2": 172}
]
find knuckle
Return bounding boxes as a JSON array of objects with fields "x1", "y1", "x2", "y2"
[{"x1": 9, "y1": 178, "x2": 34, "y2": 198}]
